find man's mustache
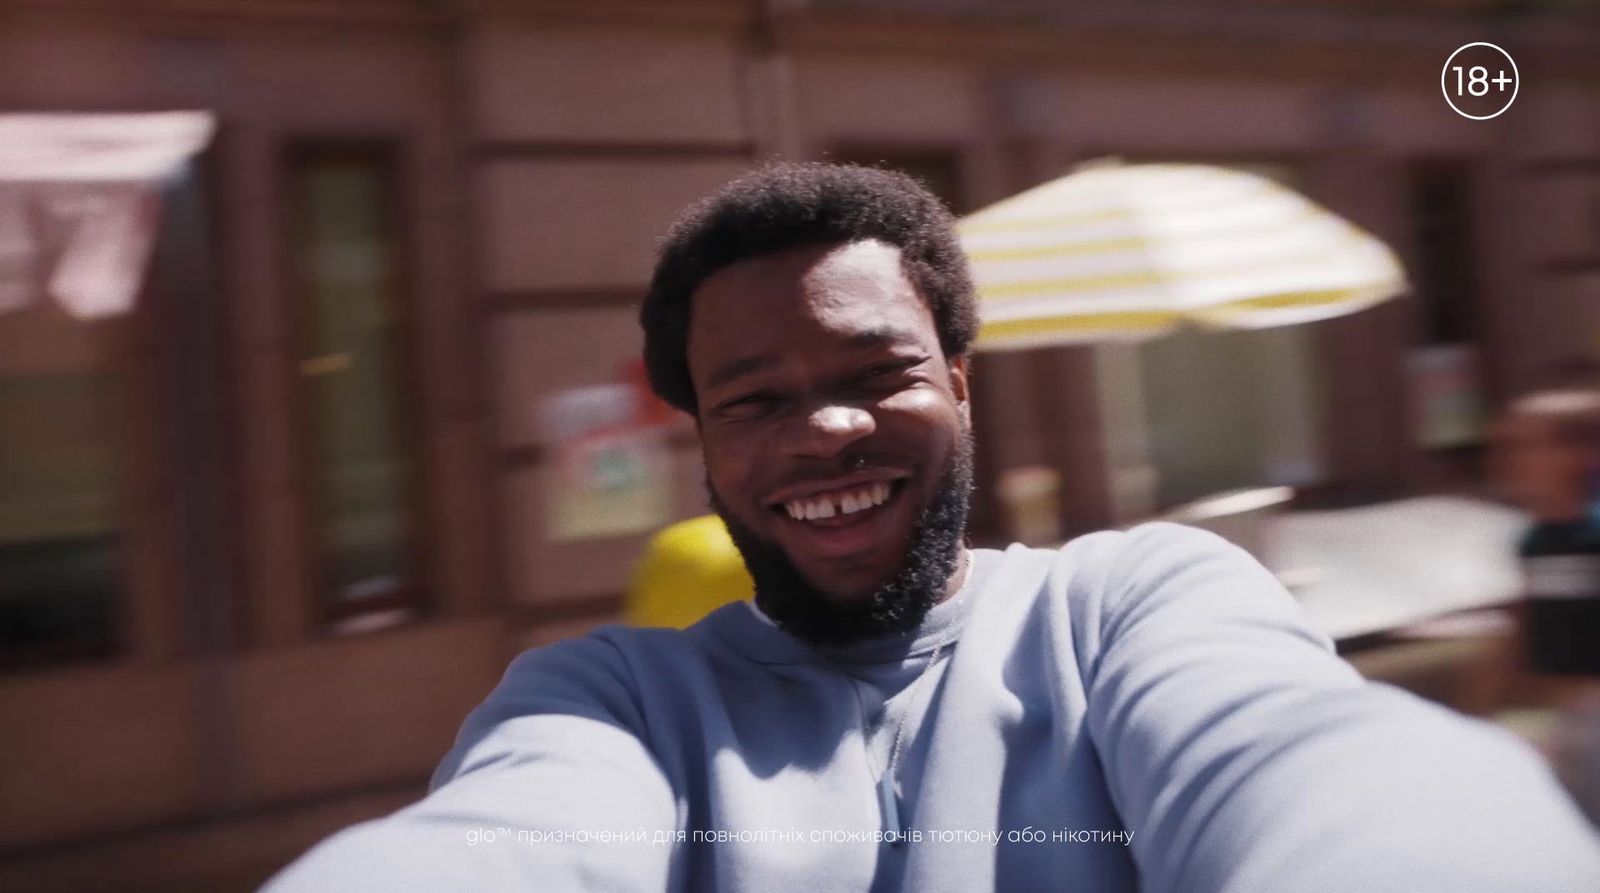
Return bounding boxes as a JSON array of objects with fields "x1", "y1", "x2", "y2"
[{"x1": 762, "y1": 450, "x2": 911, "y2": 495}]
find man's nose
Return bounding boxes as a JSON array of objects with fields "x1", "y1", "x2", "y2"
[{"x1": 785, "y1": 403, "x2": 876, "y2": 459}]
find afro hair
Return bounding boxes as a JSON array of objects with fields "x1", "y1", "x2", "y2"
[{"x1": 639, "y1": 162, "x2": 979, "y2": 414}]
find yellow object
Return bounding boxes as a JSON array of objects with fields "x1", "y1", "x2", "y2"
[
  {"x1": 958, "y1": 161, "x2": 1408, "y2": 351},
  {"x1": 625, "y1": 515, "x2": 754, "y2": 629}
]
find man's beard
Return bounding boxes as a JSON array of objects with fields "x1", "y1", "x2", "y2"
[{"x1": 708, "y1": 428, "x2": 974, "y2": 648}]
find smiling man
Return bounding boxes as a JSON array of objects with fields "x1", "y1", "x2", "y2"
[
  {"x1": 684, "y1": 235, "x2": 975, "y2": 647},
  {"x1": 265, "y1": 164, "x2": 1600, "y2": 893}
]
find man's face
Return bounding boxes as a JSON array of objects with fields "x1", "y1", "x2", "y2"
[{"x1": 686, "y1": 240, "x2": 971, "y2": 640}]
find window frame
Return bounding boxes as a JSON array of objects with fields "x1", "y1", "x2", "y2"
[
  {"x1": 281, "y1": 137, "x2": 433, "y2": 632},
  {"x1": 0, "y1": 157, "x2": 235, "y2": 671}
]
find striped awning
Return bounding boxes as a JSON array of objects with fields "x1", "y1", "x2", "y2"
[
  {"x1": 959, "y1": 162, "x2": 1408, "y2": 351},
  {"x1": 0, "y1": 112, "x2": 215, "y2": 319}
]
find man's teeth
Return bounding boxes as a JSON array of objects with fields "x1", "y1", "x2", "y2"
[{"x1": 784, "y1": 482, "x2": 892, "y2": 521}]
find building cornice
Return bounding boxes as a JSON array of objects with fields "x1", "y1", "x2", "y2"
[
  {"x1": 0, "y1": 0, "x2": 445, "y2": 27},
  {"x1": 0, "y1": 0, "x2": 756, "y2": 31},
  {"x1": 460, "y1": 0, "x2": 753, "y2": 31},
  {"x1": 778, "y1": 3, "x2": 1600, "y2": 84}
]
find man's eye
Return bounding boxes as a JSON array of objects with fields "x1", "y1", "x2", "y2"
[
  {"x1": 857, "y1": 359, "x2": 919, "y2": 384},
  {"x1": 718, "y1": 393, "x2": 779, "y2": 417}
]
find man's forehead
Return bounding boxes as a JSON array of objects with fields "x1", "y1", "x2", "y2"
[
  {"x1": 706, "y1": 239, "x2": 903, "y2": 294},
  {"x1": 696, "y1": 240, "x2": 922, "y2": 324},
  {"x1": 688, "y1": 240, "x2": 936, "y2": 388},
  {"x1": 799, "y1": 239, "x2": 907, "y2": 290}
]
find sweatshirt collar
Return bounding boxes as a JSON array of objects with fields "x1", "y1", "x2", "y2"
[{"x1": 707, "y1": 549, "x2": 992, "y2": 667}]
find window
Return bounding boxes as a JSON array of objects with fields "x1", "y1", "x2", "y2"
[
  {"x1": 0, "y1": 297, "x2": 123, "y2": 667},
  {"x1": 1410, "y1": 161, "x2": 1479, "y2": 347},
  {"x1": 0, "y1": 177, "x2": 149, "y2": 668},
  {"x1": 288, "y1": 144, "x2": 425, "y2": 627},
  {"x1": 1, "y1": 114, "x2": 224, "y2": 669},
  {"x1": 1406, "y1": 160, "x2": 1486, "y2": 452}
]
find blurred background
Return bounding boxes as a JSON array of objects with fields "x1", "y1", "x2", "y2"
[{"x1": 3, "y1": 0, "x2": 1600, "y2": 889}]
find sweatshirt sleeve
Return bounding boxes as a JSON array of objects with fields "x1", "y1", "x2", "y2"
[
  {"x1": 260, "y1": 634, "x2": 679, "y2": 892},
  {"x1": 1076, "y1": 521, "x2": 1600, "y2": 893}
]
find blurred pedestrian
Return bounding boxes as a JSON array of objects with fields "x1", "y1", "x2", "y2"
[{"x1": 1495, "y1": 387, "x2": 1600, "y2": 676}]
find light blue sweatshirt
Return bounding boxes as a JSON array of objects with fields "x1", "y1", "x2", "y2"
[{"x1": 264, "y1": 523, "x2": 1600, "y2": 891}]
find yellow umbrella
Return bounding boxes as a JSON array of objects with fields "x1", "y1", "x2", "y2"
[{"x1": 959, "y1": 161, "x2": 1407, "y2": 350}]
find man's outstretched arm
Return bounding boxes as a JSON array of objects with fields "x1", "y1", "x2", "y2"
[
  {"x1": 1074, "y1": 521, "x2": 1600, "y2": 893},
  {"x1": 262, "y1": 636, "x2": 679, "y2": 891}
]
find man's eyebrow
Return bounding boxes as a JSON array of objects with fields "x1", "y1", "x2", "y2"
[
  {"x1": 703, "y1": 326, "x2": 927, "y2": 392},
  {"x1": 704, "y1": 353, "x2": 779, "y2": 392},
  {"x1": 842, "y1": 326, "x2": 924, "y2": 350}
]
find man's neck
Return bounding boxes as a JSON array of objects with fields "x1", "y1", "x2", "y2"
[
  {"x1": 937, "y1": 547, "x2": 973, "y2": 606},
  {"x1": 746, "y1": 547, "x2": 975, "y2": 638}
]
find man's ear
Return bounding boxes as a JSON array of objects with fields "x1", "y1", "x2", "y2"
[{"x1": 949, "y1": 354, "x2": 972, "y2": 425}]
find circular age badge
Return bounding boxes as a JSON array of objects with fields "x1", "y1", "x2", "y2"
[{"x1": 1442, "y1": 42, "x2": 1519, "y2": 120}]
